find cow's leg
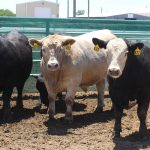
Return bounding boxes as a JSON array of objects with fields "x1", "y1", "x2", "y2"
[
  {"x1": 47, "y1": 93, "x2": 56, "y2": 119},
  {"x1": 109, "y1": 88, "x2": 115, "y2": 112},
  {"x1": 16, "y1": 83, "x2": 24, "y2": 109},
  {"x1": 34, "y1": 97, "x2": 42, "y2": 112},
  {"x1": 2, "y1": 87, "x2": 13, "y2": 121},
  {"x1": 65, "y1": 87, "x2": 77, "y2": 121},
  {"x1": 95, "y1": 79, "x2": 105, "y2": 112},
  {"x1": 113, "y1": 105, "x2": 123, "y2": 138},
  {"x1": 137, "y1": 98, "x2": 149, "y2": 138}
]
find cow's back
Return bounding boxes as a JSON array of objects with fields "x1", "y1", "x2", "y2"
[{"x1": 78, "y1": 29, "x2": 116, "y2": 42}]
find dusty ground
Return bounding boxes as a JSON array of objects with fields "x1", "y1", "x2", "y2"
[{"x1": 0, "y1": 91, "x2": 150, "y2": 150}]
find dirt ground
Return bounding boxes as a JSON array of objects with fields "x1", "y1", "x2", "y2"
[{"x1": 0, "y1": 91, "x2": 150, "y2": 150}]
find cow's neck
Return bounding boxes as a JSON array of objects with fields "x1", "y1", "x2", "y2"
[{"x1": 47, "y1": 68, "x2": 64, "y2": 91}]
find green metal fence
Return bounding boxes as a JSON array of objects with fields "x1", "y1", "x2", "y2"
[
  {"x1": 1, "y1": 17, "x2": 150, "y2": 39},
  {"x1": 0, "y1": 17, "x2": 150, "y2": 92}
]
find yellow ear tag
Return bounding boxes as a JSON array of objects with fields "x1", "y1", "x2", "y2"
[
  {"x1": 94, "y1": 44, "x2": 100, "y2": 52},
  {"x1": 65, "y1": 43, "x2": 72, "y2": 54},
  {"x1": 33, "y1": 42, "x2": 39, "y2": 48},
  {"x1": 134, "y1": 47, "x2": 141, "y2": 56}
]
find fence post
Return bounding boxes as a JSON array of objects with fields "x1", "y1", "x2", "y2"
[{"x1": 46, "y1": 20, "x2": 49, "y2": 36}]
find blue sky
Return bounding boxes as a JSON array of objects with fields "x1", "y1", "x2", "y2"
[{"x1": 0, "y1": 0, "x2": 150, "y2": 17}]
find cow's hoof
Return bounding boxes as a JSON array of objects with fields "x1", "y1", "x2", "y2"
[
  {"x1": 3, "y1": 111, "x2": 13, "y2": 123},
  {"x1": 48, "y1": 111, "x2": 55, "y2": 119},
  {"x1": 48, "y1": 113, "x2": 55, "y2": 119},
  {"x1": 65, "y1": 113, "x2": 73, "y2": 123},
  {"x1": 139, "y1": 131, "x2": 148, "y2": 139},
  {"x1": 16, "y1": 101, "x2": 23, "y2": 108},
  {"x1": 15, "y1": 104, "x2": 23, "y2": 111},
  {"x1": 94, "y1": 107, "x2": 103, "y2": 113},
  {"x1": 64, "y1": 117, "x2": 73, "y2": 124},
  {"x1": 112, "y1": 131, "x2": 121, "y2": 139},
  {"x1": 48, "y1": 117, "x2": 56, "y2": 122},
  {"x1": 139, "y1": 135, "x2": 148, "y2": 140},
  {"x1": 47, "y1": 108, "x2": 55, "y2": 119},
  {"x1": 34, "y1": 105, "x2": 41, "y2": 112}
]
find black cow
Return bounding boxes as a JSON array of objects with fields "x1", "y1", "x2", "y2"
[
  {"x1": 0, "y1": 30, "x2": 32, "y2": 121},
  {"x1": 92, "y1": 37, "x2": 150, "y2": 138},
  {"x1": 36, "y1": 74, "x2": 49, "y2": 107}
]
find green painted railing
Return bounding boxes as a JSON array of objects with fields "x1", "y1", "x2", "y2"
[
  {"x1": 1, "y1": 17, "x2": 150, "y2": 40},
  {"x1": 0, "y1": 17, "x2": 150, "y2": 92}
]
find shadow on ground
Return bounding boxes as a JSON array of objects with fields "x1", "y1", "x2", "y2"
[
  {"x1": 44, "y1": 109, "x2": 114, "y2": 136},
  {"x1": 113, "y1": 129, "x2": 150, "y2": 150}
]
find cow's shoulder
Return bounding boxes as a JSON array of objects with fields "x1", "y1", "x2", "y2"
[{"x1": 4, "y1": 30, "x2": 26, "y2": 39}]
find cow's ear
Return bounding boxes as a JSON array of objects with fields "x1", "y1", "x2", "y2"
[
  {"x1": 92, "y1": 38, "x2": 107, "y2": 52},
  {"x1": 62, "y1": 39, "x2": 75, "y2": 55},
  {"x1": 130, "y1": 42, "x2": 144, "y2": 56},
  {"x1": 29, "y1": 39, "x2": 42, "y2": 48},
  {"x1": 62, "y1": 39, "x2": 75, "y2": 46}
]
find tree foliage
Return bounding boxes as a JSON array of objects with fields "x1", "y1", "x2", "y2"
[
  {"x1": 76, "y1": 10, "x2": 85, "y2": 16},
  {"x1": 0, "y1": 9, "x2": 16, "y2": 16}
]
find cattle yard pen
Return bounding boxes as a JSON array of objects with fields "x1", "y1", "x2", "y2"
[{"x1": 0, "y1": 17, "x2": 150, "y2": 92}]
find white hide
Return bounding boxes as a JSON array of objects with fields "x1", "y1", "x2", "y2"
[
  {"x1": 106, "y1": 38, "x2": 128, "y2": 78},
  {"x1": 78, "y1": 29, "x2": 116, "y2": 42}
]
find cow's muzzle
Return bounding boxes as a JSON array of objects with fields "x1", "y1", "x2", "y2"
[
  {"x1": 108, "y1": 68, "x2": 121, "y2": 78},
  {"x1": 47, "y1": 63, "x2": 59, "y2": 71}
]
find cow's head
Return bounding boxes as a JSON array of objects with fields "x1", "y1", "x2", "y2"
[
  {"x1": 29, "y1": 37, "x2": 75, "y2": 71},
  {"x1": 92, "y1": 38, "x2": 144, "y2": 79}
]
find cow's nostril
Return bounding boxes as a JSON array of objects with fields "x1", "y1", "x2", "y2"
[
  {"x1": 109, "y1": 69, "x2": 113, "y2": 74},
  {"x1": 48, "y1": 64, "x2": 51, "y2": 68},
  {"x1": 55, "y1": 64, "x2": 58, "y2": 68},
  {"x1": 109, "y1": 68, "x2": 120, "y2": 76},
  {"x1": 116, "y1": 70, "x2": 119, "y2": 74}
]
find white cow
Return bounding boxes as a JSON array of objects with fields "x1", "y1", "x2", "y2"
[{"x1": 29, "y1": 30, "x2": 116, "y2": 121}]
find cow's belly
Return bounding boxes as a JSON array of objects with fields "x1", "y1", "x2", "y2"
[
  {"x1": 0, "y1": 66, "x2": 31, "y2": 89},
  {"x1": 80, "y1": 63, "x2": 107, "y2": 86}
]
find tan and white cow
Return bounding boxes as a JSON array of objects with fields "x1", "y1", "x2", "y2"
[{"x1": 29, "y1": 29, "x2": 116, "y2": 121}]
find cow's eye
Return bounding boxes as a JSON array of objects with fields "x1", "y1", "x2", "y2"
[
  {"x1": 59, "y1": 46, "x2": 63, "y2": 52},
  {"x1": 42, "y1": 48, "x2": 46, "y2": 53}
]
